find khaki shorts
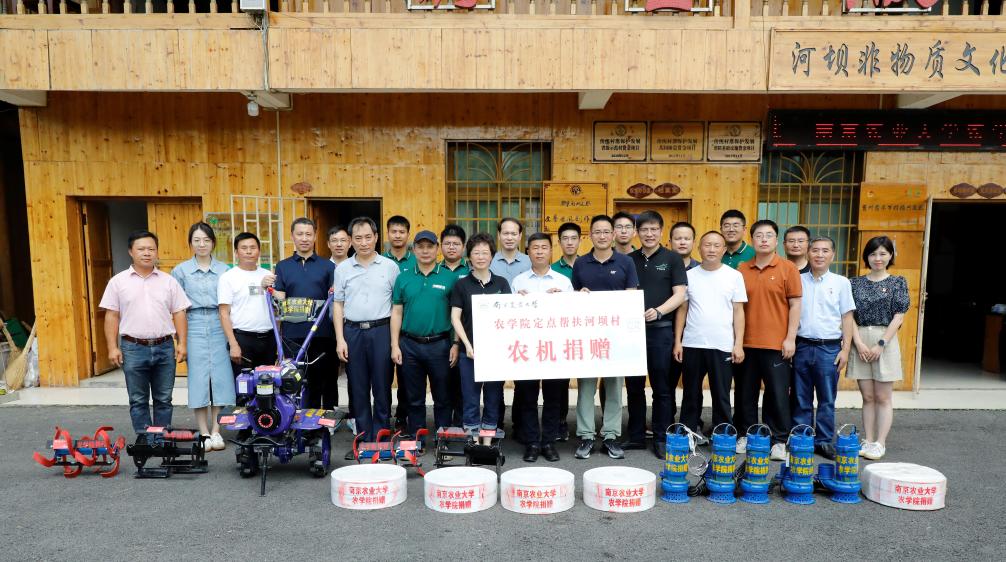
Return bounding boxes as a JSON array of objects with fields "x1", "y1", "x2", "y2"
[{"x1": 846, "y1": 325, "x2": 903, "y2": 383}]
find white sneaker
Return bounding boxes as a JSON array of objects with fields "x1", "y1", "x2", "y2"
[
  {"x1": 770, "y1": 443, "x2": 787, "y2": 461},
  {"x1": 210, "y1": 432, "x2": 226, "y2": 451},
  {"x1": 735, "y1": 436, "x2": 747, "y2": 454},
  {"x1": 862, "y1": 442, "x2": 885, "y2": 460},
  {"x1": 859, "y1": 440, "x2": 872, "y2": 457}
]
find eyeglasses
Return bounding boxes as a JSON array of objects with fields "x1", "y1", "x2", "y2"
[
  {"x1": 443, "y1": 241, "x2": 463, "y2": 247},
  {"x1": 752, "y1": 233, "x2": 776, "y2": 241},
  {"x1": 638, "y1": 227, "x2": 660, "y2": 234},
  {"x1": 721, "y1": 223, "x2": 744, "y2": 231},
  {"x1": 591, "y1": 230, "x2": 613, "y2": 236}
]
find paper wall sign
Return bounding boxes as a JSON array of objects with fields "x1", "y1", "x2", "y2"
[
  {"x1": 650, "y1": 122, "x2": 705, "y2": 162},
  {"x1": 471, "y1": 291, "x2": 646, "y2": 382},
  {"x1": 542, "y1": 182, "x2": 608, "y2": 233},
  {"x1": 707, "y1": 122, "x2": 762, "y2": 162},
  {"x1": 593, "y1": 122, "x2": 647, "y2": 162}
]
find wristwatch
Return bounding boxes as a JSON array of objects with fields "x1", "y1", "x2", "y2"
[
  {"x1": 877, "y1": 339, "x2": 886, "y2": 347},
  {"x1": 655, "y1": 310, "x2": 663, "y2": 320}
]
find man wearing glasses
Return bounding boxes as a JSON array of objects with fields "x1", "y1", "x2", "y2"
[
  {"x1": 571, "y1": 215, "x2": 639, "y2": 460},
  {"x1": 720, "y1": 209, "x2": 756, "y2": 269}
]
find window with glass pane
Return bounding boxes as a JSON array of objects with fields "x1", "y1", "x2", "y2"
[
  {"x1": 758, "y1": 152, "x2": 862, "y2": 277},
  {"x1": 446, "y1": 141, "x2": 551, "y2": 241}
]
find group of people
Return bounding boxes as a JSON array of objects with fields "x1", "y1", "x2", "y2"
[{"x1": 99, "y1": 208, "x2": 909, "y2": 465}]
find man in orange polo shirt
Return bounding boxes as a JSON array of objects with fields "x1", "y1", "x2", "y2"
[{"x1": 734, "y1": 219, "x2": 802, "y2": 461}]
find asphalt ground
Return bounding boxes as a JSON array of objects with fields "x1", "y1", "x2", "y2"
[{"x1": 1, "y1": 406, "x2": 1002, "y2": 561}]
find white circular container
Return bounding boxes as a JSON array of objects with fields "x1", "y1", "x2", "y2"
[
  {"x1": 582, "y1": 466, "x2": 657, "y2": 513},
  {"x1": 330, "y1": 464, "x2": 407, "y2": 510},
  {"x1": 861, "y1": 462, "x2": 946, "y2": 511},
  {"x1": 500, "y1": 467, "x2": 575, "y2": 514},
  {"x1": 424, "y1": 467, "x2": 498, "y2": 514}
]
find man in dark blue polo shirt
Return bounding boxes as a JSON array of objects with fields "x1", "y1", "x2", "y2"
[
  {"x1": 269, "y1": 217, "x2": 337, "y2": 410},
  {"x1": 571, "y1": 214, "x2": 639, "y2": 460},
  {"x1": 628, "y1": 211, "x2": 688, "y2": 458}
]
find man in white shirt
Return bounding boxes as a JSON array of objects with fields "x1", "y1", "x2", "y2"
[
  {"x1": 511, "y1": 233, "x2": 574, "y2": 463},
  {"x1": 673, "y1": 231, "x2": 747, "y2": 439},
  {"x1": 793, "y1": 236, "x2": 855, "y2": 460},
  {"x1": 218, "y1": 232, "x2": 276, "y2": 376}
]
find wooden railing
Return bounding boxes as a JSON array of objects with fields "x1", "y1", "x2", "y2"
[{"x1": 2, "y1": 0, "x2": 1002, "y2": 16}]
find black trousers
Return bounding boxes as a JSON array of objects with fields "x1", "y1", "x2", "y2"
[
  {"x1": 734, "y1": 347, "x2": 792, "y2": 444},
  {"x1": 283, "y1": 336, "x2": 338, "y2": 410},
  {"x1": 628, "y1": 324, "x2": 680, "y2": 444},
  {"x1": 230, "y1": 330, "x2": 278, "y2": 377},
  {"x1": 680, "y1": 347, "x2": 734, "y2": 434},
  {"x1": 392, "y1": 364, "x2": 408, "y2": 423},
  {"x1": 515, "y1": 378, "x2": 567, "y2": 446}
]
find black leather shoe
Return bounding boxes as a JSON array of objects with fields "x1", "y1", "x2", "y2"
[
  {"x1": 556, "y1": 422, "x2": 570, "y2": 442},
  {"x1": 523, "y1": 444, "x2": 540, "y2": 462},
  {"x1": 815, "y1": 443, "x2": 837, "y2": 460},
  {"x1": 541, "y1": 443, "x2": 560, "y2": 462},
  {"x1": 651, "y1": 442, "x2": 664, "y2": 460},
  {"x1": 621, "y1": 440, "x2": 647, "y2": 450},
  {"x1": 344, "y1": 449, "x2": 356, "y2": 461}
]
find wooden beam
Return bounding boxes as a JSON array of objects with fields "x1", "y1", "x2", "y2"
[
  {"x1": 578, "y1": 90, "x2": 612, "y2": 110},
  {"x1": 896, "y1": 93, "x2": 962, "y2": 109},
  {"x1": 0, "y1": 90, "x2": 46, "y2": 107},
  {"x1": 249, "y1": 90, "x2": 292, "y2": 109}
]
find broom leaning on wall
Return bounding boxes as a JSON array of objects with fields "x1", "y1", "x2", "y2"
[{"x1": 3, "y1": 323, "x2": 37, "y2": 391}]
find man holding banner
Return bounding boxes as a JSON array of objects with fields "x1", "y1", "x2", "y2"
[
  {"x1": 510, "y1": 233, "x2": 574, "y2": 463},
  {"x1": 571, "y1": 215, "x2": 640, "y2": 460},
  {"x1": 628, "y1": 211, "x2": 688, "y2": 459}
]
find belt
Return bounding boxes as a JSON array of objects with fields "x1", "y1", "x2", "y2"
[
  {"x1": 234, "y1": 329, "x2": 273, "y2": 339},
  {"x1": 121, "y1": 335, "x2": 172, "y2": 346},
  {"x1": 187, "y1": 307, "x2": 217, "y2": 315},
  {"x1": 645, "y1": 320, "x2": 673, "y2": 329},
  {"x1": 402, "y1": 332, "x2": 450, "y2": 344},
  {"x1": 344, "y1": 317, "x2": 391, "y2": 330},
  {"x1": 797, "y1": 336, "x2": 842, "y2": 346}
]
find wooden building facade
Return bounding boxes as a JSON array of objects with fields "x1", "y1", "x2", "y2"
[{"x1": 2, "y1": 4, "x2": 1005, "y2": 389}]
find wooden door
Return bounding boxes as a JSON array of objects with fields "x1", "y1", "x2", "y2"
[
  {"x1": 855, "y1": 182, "x2": 928, "y2": 392},
  {"x1": 83, "y1": 202, "x2": 115, "y2": 376},
  {"x1": 147, "y1": 200, "x2": 203, "y2": 376},
  {"x1": 613, "y1": 200, "x2": 691, "y2": 248},
  {"x1": 147, "y1": 201, "x2": 204, "y2": 272}
]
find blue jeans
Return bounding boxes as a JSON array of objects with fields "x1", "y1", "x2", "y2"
[
  {"x1": 344, "y1": 324, "x2": 393, "y2": 441},
  {"x1": 793, "y1": 341, "x2": 841, "y2": 444},
  {"x1": 121, "y1": 339, "x2": 176, "y2": 434},
  {"x1": 400, "y1": 337, "x2": 452, "y2": 434},
  {"x1": 457, "y1": 355, "x2": 503, "y2": 432}
]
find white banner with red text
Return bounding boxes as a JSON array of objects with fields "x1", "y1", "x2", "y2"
[{"x1": 471, "y1": 291, "x2": 646, "y2": 382}]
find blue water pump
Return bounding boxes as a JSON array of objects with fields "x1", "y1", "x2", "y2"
[
  {"x1": 739, "y1": 424, "x2": 772, "y2": 504},
  {"x1": 705, "y1": 423, "x2": 737, "y2": 504},
  {"x1": 776, "y1": 424, "x2": 816, "y2": 505},
  {"x1": 815, "y1": 424, "x2": 862, "y2": 504},
  {"x1": 660, "y1": 423, "x2": 692, "y2": 504}
]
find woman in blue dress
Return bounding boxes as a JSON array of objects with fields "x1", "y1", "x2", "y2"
[{"x1": 171, "y1": 222, "x2": 233, "y2": 451}]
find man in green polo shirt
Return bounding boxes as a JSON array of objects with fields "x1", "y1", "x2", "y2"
[
  {"x1": 439, "y1": 224, "x2": 470, "y2": 279},
  {"x1": 384, "y1": 214, "x2": 417, "y2": 428},
  {"x1": 391, "y1": 230, "x2": 459, "y2": 440},
  {"x1": 720, "y1": 209, "x2": 756, "y2": 269},
  {"x1": 552, "y1": 222, "x2": 581, "y2": 281},
  {"x1": 384, "y1": 215, "x2": 417, "y2": 273},
  {"x1": 439, "y1": 224, "x2": 469, "y2": 425},
  {"x1": 551, "y1": 221, "x2": 581, "y2": 439}
]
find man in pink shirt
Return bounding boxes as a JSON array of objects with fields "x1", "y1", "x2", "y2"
[{"x1": 99, "y1": 230, "x2": 191, "y2": 434}]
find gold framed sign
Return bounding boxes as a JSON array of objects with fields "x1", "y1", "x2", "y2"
[
  {"x1": 650, "y1": 122, "x2": 705, "y2": 162},
  {"x1": 707, "y1": 122, "x2": 762, "y2": 162},
  {"x1": 593, "y1": 122, "x2": 647, "y2": 162},
  {"x1": 542, "y1": 182, "x2": 608, "y2": 233}
]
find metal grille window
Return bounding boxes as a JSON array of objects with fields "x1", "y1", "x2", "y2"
[
  {"x1": 446, "y1": 141, "x2": 551, "y2": 240},
  {"x1": 758, "y1": 152, "x2": 863, "y2": 277}
]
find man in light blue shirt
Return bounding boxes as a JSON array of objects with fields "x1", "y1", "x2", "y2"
[
  {"x1": 793, "y1": 236, "x2": 855, "y2": 460},
  {"x1": 490, "y1": 217, "x2": 531, "y2": 284},
  {"x1": 333, "y1": 217, "x2": 401, "y2": 442},
  {"x1": 490, "y1": 217, "x2": 531, "y2": 435}
]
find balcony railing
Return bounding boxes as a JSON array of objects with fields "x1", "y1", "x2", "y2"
[{"x1": 1, "y1": 0, "x2": 1002, "y2": 17}]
